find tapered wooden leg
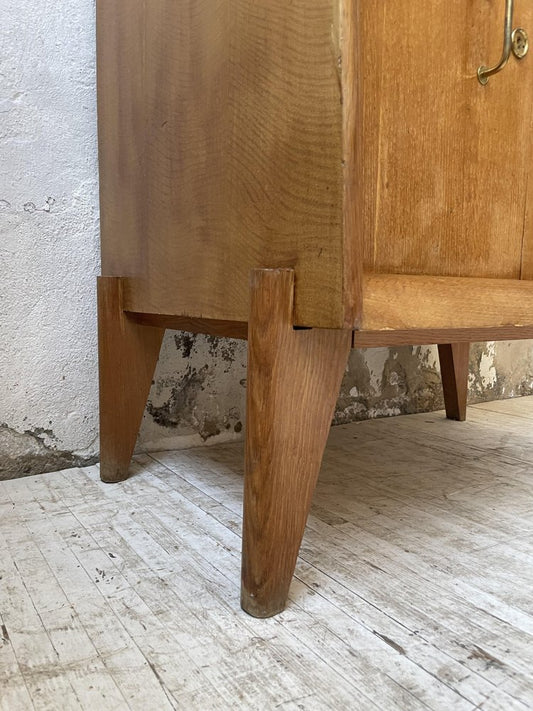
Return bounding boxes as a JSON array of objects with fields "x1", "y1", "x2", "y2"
[
  {"x1": 97, "y1": 277, "x2": 164, "y2": 483},
  {"x1": 438, "y1": 342, "x2": 470, "y2": 421},
  {"x1": 241, "y1": 269, "x2": 352, "y2": 617}
]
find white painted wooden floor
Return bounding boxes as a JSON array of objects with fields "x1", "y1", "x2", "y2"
[{"x1": 1, "y1": 398, "x2": 533, "y2": 710}]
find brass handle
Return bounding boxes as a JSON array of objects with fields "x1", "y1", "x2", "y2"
[
  {"x1": 478, "y1": 0, "x2": 529, "y2": 85},
  {"x1": 478, "y1": 0, "x2": 514, "y2": 85}
]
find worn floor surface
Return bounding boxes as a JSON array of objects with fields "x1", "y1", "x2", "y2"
[{"x1": 1, "y1": 398, "x2": 533, "y2": 710}]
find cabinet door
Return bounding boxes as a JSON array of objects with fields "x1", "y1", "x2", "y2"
[{"x1": 362, "y1": 0, "x2": 533, "y2": 280}]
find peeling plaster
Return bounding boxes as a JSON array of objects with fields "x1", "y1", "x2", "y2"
[
  {"x1": 137, "y1": 337, "x2": 533, "y2": 456},
  {"x1": 0, "y1": 425, "x2": 97, "y2": 481},
  {"x1": 137, "y1": 332, "x2": 247, "y2": 452},
  {"x1": 334, "y1": 345, "x2": 444, "y2": 424}
]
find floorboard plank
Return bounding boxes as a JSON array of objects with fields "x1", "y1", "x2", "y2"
[{"x1": 1, "y1": 399, "x2": 532, "y2": 709}]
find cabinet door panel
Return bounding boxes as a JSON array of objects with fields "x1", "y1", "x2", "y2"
[{"x1": 362, "y1": 0, "x2": 533, "y2": 279}]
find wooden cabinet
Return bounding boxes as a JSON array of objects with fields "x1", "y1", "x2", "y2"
[{"x1": 96, "y1": 0, "x2": 533, "y2": 616}]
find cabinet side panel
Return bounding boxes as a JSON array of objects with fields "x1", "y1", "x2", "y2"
[
  {"x1": 341, "y1": 0, "x2": 363, "y2": 328},
  {"x1": 360, "y1": 1, "x2": 533, "y2": 280},
  {"x1": 97, "y1": 0, "x2": 147, "y2": 278},
  {"x1": 97, "y1": 0, "x2": 345, "y2": 328}
]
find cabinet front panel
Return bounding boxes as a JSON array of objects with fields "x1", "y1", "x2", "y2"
[{"x1": 362, "y1": 0, "x2": 533, "y2": 280}]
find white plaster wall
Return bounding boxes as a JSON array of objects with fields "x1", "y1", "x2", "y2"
[
  {"x1": 0, "y1": 0, "x2": 100, "y2": 465},
  {"x1": 2, "y1": 0, "x2": 533, "y2": 479}
]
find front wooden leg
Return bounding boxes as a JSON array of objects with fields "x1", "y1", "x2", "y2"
[
  {"x1": 98, "y1": 277, "x2": 164, "y2": 483},
  {"x1": 241, "y1": 269, "x2": 352, "y2": 617},
  {"x1": 438, "y1": 342, "x2": 470, "y2": 421}
]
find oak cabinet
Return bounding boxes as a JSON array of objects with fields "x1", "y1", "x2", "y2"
[{"x1": 97, "y1": 0, "x2": 533, "y2": 616}]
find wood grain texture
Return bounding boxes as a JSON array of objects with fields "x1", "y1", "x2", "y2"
[
  {"x1": 97, "y1": 0, "x2": 533, "y2": 331},
  {"x1": 126, "y1": 313, "x2": 533, "y2": 348},
  {"x1": 353, "y1": 326, "x2": 533, "y2": 348},
  {"x1": 438, "y1": 343, "x2": 470, "y2": 421},
  {"x1": 362, "y1": 273, "x2": 533, "y2": 331},
  {"x1": 361, "y1": 1, "x2": 533, "y2": 280},
  {"x1": 96, "y1": 1, "x2": 147, "y2": 281},
  {"x1": 241, "y1": 269, "x2": 351, "y2": 617},
  {"x1": 520, "y1": 106, "x2": 533, "y2": 279},
  {"x1": 341, "y1": 0, "x2": 363, "y2": 328},
  {"x1": 521, "y1": 184, "x2": 533, "y2": 279},
  {"x1": 126, "y1": 313, "x2": 533, "y2": 347},
  {"x1": 125, "y1": 312, "x2": 248, "y2": 340},
  {"x1": 98, "y1": 277, "x2": 164, "y2": 483},
  {"x1": 97, "y1": 0, "x2": 347, "y2": 328}
]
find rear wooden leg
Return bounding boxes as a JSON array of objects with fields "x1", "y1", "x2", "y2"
[
  {"x1": 438, "y1": 342, "x2": 470, "y2": 421},
  {"x1": 97, "y1": 277, "x2": 164, "y2": 482},
  {"x1": 241, "y1": 269, "x2": 352, "y2": 617}
]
